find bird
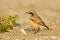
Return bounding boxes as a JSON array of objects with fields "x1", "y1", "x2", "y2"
[{"x1": 25, "y1": 10, "x2": 49, "y2": 33}]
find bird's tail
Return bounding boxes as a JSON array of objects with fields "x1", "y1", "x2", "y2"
[
  {"x1": 41, "y1": 22, "x2": 49, "y2": 29},
  {"x1": 44, "y1": 25, "x2": 49, "y2": 29}
]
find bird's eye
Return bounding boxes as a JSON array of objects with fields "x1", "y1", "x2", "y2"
[{"x1": 29, "y1": 12, "x2": 33, "y2": 14}]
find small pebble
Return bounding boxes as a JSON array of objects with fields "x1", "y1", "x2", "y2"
[
  {"x1": 51, "y1": 36, "x2": 57, "y2": 39},
  {"x1": 20, "y1": 28, "x2": 27, "y2": 35},
  {"x1": 16, "y1": 39, "x2": 20, "y2": 40}
]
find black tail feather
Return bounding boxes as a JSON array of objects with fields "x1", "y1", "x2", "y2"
[
  {"x1": 44, "y1": 25, "x2": 49, "y2": 29},
  {"x1": 41, "y1": 22, "x2": 49, "y2": 29}
]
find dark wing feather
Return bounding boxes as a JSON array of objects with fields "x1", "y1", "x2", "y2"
[{"x1": 30, "y1": 16, "x2": 49, "y2": 29}]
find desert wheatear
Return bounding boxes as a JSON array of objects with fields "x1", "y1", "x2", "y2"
[{"x1": 25, "y1": 10, "x2": 49, "y2": 33}]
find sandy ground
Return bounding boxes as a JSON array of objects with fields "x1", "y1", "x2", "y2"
[{"x1": 0, "y1": 0, "x2": 60, "y2": 40}]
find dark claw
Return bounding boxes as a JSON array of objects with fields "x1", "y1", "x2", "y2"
[{"x1": 34, "y1": 27, "x2": 41, "y2": 34}]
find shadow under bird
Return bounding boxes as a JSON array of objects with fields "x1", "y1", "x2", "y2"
[{"x1": 25, "y1": 10, "x2": 49, "y2": 33}]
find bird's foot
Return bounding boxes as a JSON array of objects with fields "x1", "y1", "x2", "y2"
[{"x1": 33, "y1": 28, "x2": 41, "y2": 34}]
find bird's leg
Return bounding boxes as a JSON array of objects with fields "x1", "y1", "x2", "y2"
[
  {"x1": 37, "y1": 27, "x2": 41, "y2": 31},
  {"x1": 34, "y1": 27, "x2": 41, "y2": 34}
]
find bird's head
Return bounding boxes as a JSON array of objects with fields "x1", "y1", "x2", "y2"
[{"x1": 25, "y1": 10, "x2": 36, "y2": 16}]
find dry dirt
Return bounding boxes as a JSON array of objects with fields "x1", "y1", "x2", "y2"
[{"x1": 0, "y1": 0, "x2": 60, "y2": 40}]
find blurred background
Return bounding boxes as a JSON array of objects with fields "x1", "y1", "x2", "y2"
[{"x1": 0, "y1": 0, "x2": 60, "y2": 40}]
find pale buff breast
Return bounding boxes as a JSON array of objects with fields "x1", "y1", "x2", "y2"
[
  {"x1": 30, "y1": 20, "x2": 39, "y2": 29},
  {"x1": 30, "y1": 15, "x2": 41, "y2": 29}
]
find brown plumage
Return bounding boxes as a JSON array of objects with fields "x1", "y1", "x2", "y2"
[{"x1": 26, "y1": 10, "x2": 49, "y2": 33}]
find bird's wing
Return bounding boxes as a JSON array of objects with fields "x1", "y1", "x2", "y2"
[
  {"x1": 30, "y1": 16, "x2": 46, "y2": 26},
  {"x1": 31, "y1": 18, "x2": 44, "y2": 25}
]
